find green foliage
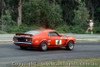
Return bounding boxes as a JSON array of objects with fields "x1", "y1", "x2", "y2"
[
  {"x1": 69, "y1": 26, "x2": 85, "y2": 34},
  {"x1": 73, "y1": 0, "x2": 89, "y2": 26},
  {"x1": 22, "y1": 0, "x2": 64, "y2": 28},
  {"x1": 0, "y1": 10, "x2": 16, "y2": 31},
  {"x1": 55, "y1": 25, "x2": 86, "y2": 34},
  {"x1": 6, "y1": 24, "x2": 44, "y2": 33},
  {"x1": 0, "y1": 0, "x2": 100, "y2": 34},
  {"x1": 55, "y1": 25, "x2": 70, "y2": 33},
  {"x1": 94, "y1": 26, "x2": 100, "y2": 33},
  {"x1": 0, "y1": 31, "x2": 7, "y2": 34},
  {"x1": 56, "y1": 0, "x2": 78, "y2": 25}
]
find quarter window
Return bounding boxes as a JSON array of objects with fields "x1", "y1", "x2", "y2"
[
  {"x1": 25, "y1": 31, "x2": 43, "y2": 35},
  {"x1": 48, "y1": 32, "x2": 59, "y2": 36}
]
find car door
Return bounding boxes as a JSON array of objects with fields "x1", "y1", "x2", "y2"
[{"x1": 48, "y1": 32, "x2": 65, "y2": 46}]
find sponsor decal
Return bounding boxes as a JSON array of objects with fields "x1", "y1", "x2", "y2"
[
  {"x1": 56, "y1": 40, "x2": 62, "y2": 45},
  {"x1": 48, "y1": 43, "x2": 50, "y2": 45},
  {"x1": 48, "y1": 40, "x2": 51, "y2": 42}
]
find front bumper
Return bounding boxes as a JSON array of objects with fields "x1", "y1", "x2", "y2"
[{"x1": 14, "y1": 42, "x2": 33, "y2": 45}]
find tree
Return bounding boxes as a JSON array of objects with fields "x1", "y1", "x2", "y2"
[
  {"x1": 73, "y1": 0, "x2": 90, "y2": 26},
  {"x1": 53, "y1": 0, "x2": 56, "y2": 5},
  {"x1": 17, "y1": 0, "x2": 22, "y2": 26},
  {"x1": 0, "y1": 0, "x2": 6, "y2": 18},
  {"x1": 22, "y1": 0, "x2": 64, "y2": 28},
  {"x1": 86, "y1": 0, "x2": 94, "y2": 20},
  {"x1": 55, "y1": 0, "x2": 78, "y2": 25},
  {"x1": 86, "y1": 0, "x2": 100, "y2": 26},
  {"x1": 0, "y1": 10, "x2": 15, "y2": 31},
  {"x1": 0, "y1": 0, "x2": 2, "y2": 17},
  {"x1": 3, "y1": 0, "x2": 29, "y2": 26}
]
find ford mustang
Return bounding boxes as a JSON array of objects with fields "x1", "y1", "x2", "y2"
[{"x1": 13, "y1": 29, "x2": 76, "y2": 51}]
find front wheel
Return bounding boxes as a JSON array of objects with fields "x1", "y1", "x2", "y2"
[
  {"x1": 66, "y1": 41, "x2": 74, "y2": 50},
  {"x1": 39, "y1": 41, "x2": 48, "y2": 51}
]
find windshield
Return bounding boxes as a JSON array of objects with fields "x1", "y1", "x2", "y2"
[{"x1": 25, "y1": 31, "x2": 43, "y2": 35}]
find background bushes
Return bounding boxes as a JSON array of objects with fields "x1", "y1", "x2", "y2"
[
  {"x1": 55, "y1": 25, "x2": 86, "y2": 34},
  {"x1": 6, "y1": 24, "x2": 43, "y2": 33},
  {"x1": 0, "y1": 0, "x2": 100, "y2": 34}
]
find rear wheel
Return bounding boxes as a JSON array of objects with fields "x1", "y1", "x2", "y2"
[
  {"x1": 39, "y1": 41, "x2": 48, "y2": 51},
  {"x1": 66, "y1": 41, "x2": 74, "y2": 50},
  {"x1": 20, "y1": 46, "x2": 27, "y2": 50}
]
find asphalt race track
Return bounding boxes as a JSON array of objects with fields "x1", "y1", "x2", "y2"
[{"x1": 0, "y1": 43, "x2": 100, "y2": 66}]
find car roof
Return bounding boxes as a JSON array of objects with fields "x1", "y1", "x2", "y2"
[{"x1": 34, "y1": 29, "x2": 56, "y2": 32}]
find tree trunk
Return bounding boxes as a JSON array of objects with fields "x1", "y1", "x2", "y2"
[
  {"x1": 91, "y1": 6, "x2": 94, "y2": 20},
  {"x1": 0, "y1": 0, "x2": 2, "y2": 17},
  {"x1": 1, "y1": 0, "x2": 5, "y2": 31},
  {"x1": 17, "y1": 0, "x2": 22, "y2": 26},
  {"x1": 87, "y1": 0, "x2": 94, "y2": 20},
  {"x1": 53, "y1": 0, "x2": 56, "y2": 5}
]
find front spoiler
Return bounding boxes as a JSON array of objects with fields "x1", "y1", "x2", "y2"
[{"x1": 14, "y1": 42, "x2": 33, "y2": 45}]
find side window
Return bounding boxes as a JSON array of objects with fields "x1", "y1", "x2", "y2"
[{"x1": 48, "y1": 32, "x2": 59, "y2": 36}]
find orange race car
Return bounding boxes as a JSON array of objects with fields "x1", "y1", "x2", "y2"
[{"x1": 13, "y1": 29, "x2": 76, "y2": 51}]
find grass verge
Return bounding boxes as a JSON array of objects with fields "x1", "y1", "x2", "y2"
[
  {"x1": 0, "y1": 31, "x2": 7, "y2": 34},
  {"x1": 12, "y1": 58, "x2": 100, "y2": 67},
  {"x1": 0, "y1": 41, "x2": 13, "y2": 44}
]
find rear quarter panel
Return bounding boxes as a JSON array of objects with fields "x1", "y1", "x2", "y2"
[{"x1": 33, "y1": 32, "x2": 49, "y2": 46}]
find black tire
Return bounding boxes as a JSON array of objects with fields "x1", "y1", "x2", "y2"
[
  {"x1": 20, "y1": 46, "x2": 27, "y2": 50},
  {"x1": 39, "y1": 41, "x2": 48, "y2": 51},
  {"x1": 66, "y1": 41, "x2": 74, "y2": 50}
]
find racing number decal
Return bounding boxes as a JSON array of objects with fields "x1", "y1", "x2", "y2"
[{"x1": 56, "y1": 40, "x2": 62, "y2": 45}]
